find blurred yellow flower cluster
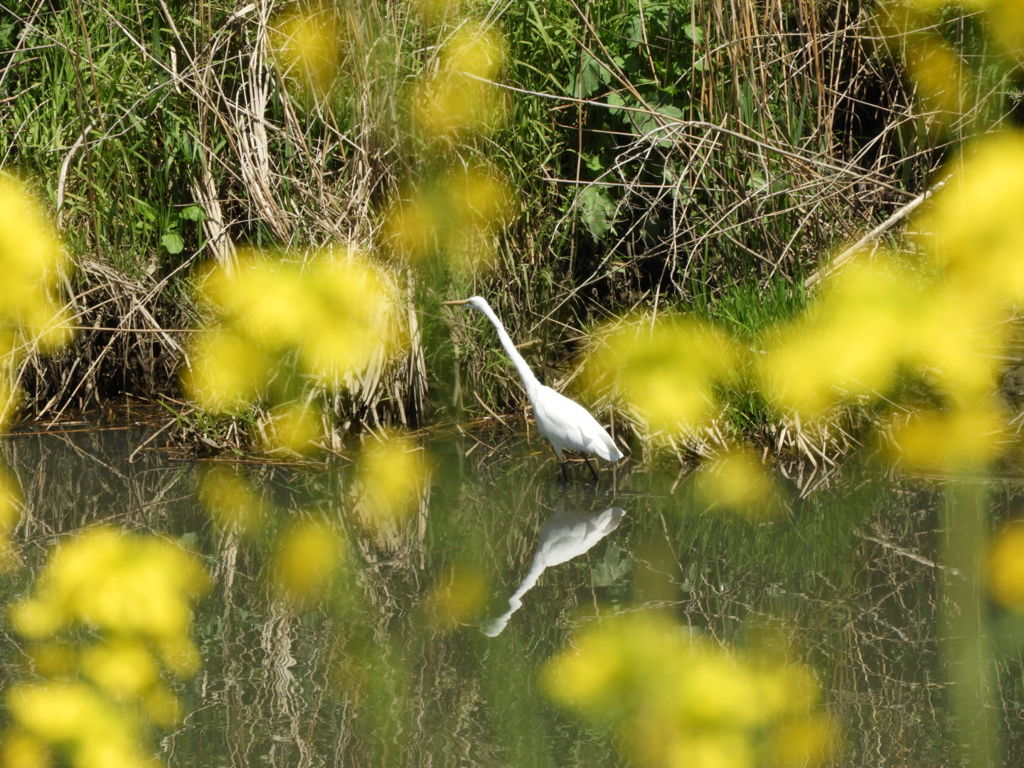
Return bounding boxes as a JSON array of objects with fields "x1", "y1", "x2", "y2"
[
  {"x1": 695, "y1": 447, "x2": 784, "y2": 520},
  {"x1": 751, "y1": 130, "x2": 1024, "y2": 469},
  {"x1": 882, "y1": 0, "x2": 1024, "y2": 131},
  {"x1": 385, "y1": 164, "x2": 516, "y2": 271},
  {"x1": 272, "y1": 517, "x2": 347, "y2": 605},
  {"x1": 185, "y1": 247, "x2": 402, "y2": 443},
  {"x1": 0, "y1": 175, "x2": 75, "y2": 428},
  {"x1": 987, "y1": 520, "x2": 1024, "y2": 610},
  {"x1": 542, "y1": 611, "x2": 836, "y2": 768},
  {"x1": 270, "y1": 5, "x2": 345, "y2": 97},
  {"x1": 355, "y1": 432, "x2": 428, "y2": 533},
  {"x1": 899, "y1": 0, "x2": 1024, "y2": 63},
  {"x1": 414, "y1": 21, "x2": 507, "y2": 140},
  {"x1": 0, "y1": 468, "x2": 21, "y2": 567},
  {"x1": 381, "y1": 14, "x2": 515, "y2": 273},
  {"x1": 758, "y1": 258, "x2": 919, "y2": 416},
  {"x1": 916, "y1": 133, "x2": 1024, "y2": 303},
  {"x1": 414, "y1": 0, "x2": 467, "y2": 22},
  {"x1": 259, "y1": 401, "x2": 325, "y2": 456},
  {"x1": 198, "y1": 464, "x2": 268, "y2": 537},
  {"x1": 3, "y1": 528, "x2": 210, "y2": 768},
  {"x1": 582, "y1": 315, "x2": 740, "y2": 438}
]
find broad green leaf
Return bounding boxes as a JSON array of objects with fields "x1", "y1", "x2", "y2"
[
  {"x1": 578, "y1": 185, "x2": 616, "y2": 241},
  {"x1": 180, "y1": 204, "x2": 206, "y2": 222},
  {"x1": 161, "y1": 232, "x2": 184, "y2": 254}
]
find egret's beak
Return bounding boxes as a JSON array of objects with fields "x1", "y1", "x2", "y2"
[{"x1": 441, "y1": 299, "x2": 470, "y2": 306}]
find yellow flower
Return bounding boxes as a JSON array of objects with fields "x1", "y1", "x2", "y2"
[
  {"x1": 413, "y1": 0, "x2": 465, "y2": 22},
  {"x1": 663, "y1": 733, "x2": 753, "y2": 768},
  {"x1": 272, "y1": 518, "x2": 346, "y2": 603},
  {"x1": 759, "y1": 257, "x2": 917, "y2": 417},
  {"x1": 299, "y1": 251, "x2": 401, "y2": 381},
  {"x1": 916, "y1": 131, "x2": 1024, "y2": 302},
  {"x1": 673, "y1": 649, "x2": 764, "y2": 727},
  {"x1": 199, "y1": 255, "x2": 313, "y2": 351},
  {"x1": 383, "y1": 195, "x2": 443, "y2": 261},
  {"x1": 0, "y1": 729, "x2": 49, "y2": 768},
  {"x1": 9, "y1": 599, "x2": 66, "y2": 640},
  {"x1": 7, "y1": 682, "x2": 113, "y2": 743},
  {"x1": 154, "y1": 636, "x2": 202, "y2": 678},
  {"x1": 988, "y1": 521, "x2": 1024, "y2": 609},
  {"x1": 198, "y1": 465, "x2": 267, "y2": 536},
  {"x1": 695, "y1": 448, "x2": 783, "y2": 520},
  {"x1": 542, "y1": 611, "x2": 836, "y2": 768},
  {"x1": 260, "y1": 402, "x2": 324, "y2": 455},
  {"x1": 12, "y1": 528, "x2": 209, "y2": 642},
  {"x1": 584, "y1": 315, "x2": 740, "y2": 436},
  {"x1": 142, "y1": 685, "x2": 183, "y2": 728},
  {"x1": 443, "y1": 23, "x2": 507, "y2": 80},
  {"x1": 0, "y1": 175, "x2": 67, "y2": 294},
  {"x1": 889, "y1": 401, "x2": 1007, "y2": 471},
  {"x1": 270, "y1": 6, "x2": 343, "y2": 95},
  {"x1": 81, "y1": 641, "x2": 157, "y2": 699},
  {"x1": 356, "y1": 433, "x2": 427, "y2": 530},
  {"x1": 383, "y1": 167, "x2": 514, "y2": 271},
  {"x1": 0, "y1": 468, "x2": 21, "y2": 532},
  {"x1": 542, "y1": 628, "x2": 624, "y2": 710},
  {"x1": 906, "y1": 38, "x2": 969, "y2": 117},
  {"x1": 766, "y1": 713, "x2": 838, "y2": 768},
  {"x1": 27, "y1": 642, "x2": 77, "y2": 678},
  {"x1": 183, "y1": 328, "x2": 271, "y2": 413},
  {"x1": 413, "y1": 24, "x2": 507, "y2": 140},
  {"x1": 907, "y1": 285, "x2": 1003, "y2": 401}
]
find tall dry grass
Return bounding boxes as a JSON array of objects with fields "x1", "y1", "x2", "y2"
[{"x1": 0, "y1": 0, "x2": 1014, "y2": 442}]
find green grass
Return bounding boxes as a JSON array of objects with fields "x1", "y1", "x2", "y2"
[{"x1": 1, "y1": 0, "x2": 1017, "y2": 444}]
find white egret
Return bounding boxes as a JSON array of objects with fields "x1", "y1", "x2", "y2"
[{"x1": 442, "y1": 296, "x2": 624, "y2": 480}]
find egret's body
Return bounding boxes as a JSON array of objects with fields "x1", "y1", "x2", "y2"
[{"x1": 443, "y1": 296, "x2": 623, "y2": 479}]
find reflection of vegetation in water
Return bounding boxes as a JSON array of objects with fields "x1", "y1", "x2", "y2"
[{"x1": 2, "y1": 429, "x2": 1023, "y2": 766}]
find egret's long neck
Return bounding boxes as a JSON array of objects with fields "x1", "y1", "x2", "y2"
[{"x1": 476, "y1": 303, "x2": 541, "y2": 390}]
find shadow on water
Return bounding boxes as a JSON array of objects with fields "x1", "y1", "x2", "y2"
[{"x1": 1, "y1": 426, "x2": 1023, "y2": 766}]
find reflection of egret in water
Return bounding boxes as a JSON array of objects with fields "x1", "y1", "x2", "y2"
[{"x1": 482, "y1": 498, "x2": 626, "y2": 637}]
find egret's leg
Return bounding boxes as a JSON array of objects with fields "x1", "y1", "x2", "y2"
[
  {"x1": 585, "y1": 457, "x2": 599, "y2": 482},
  {"x1": 554, "y1": 446, "x2": 569, "y2": 481}
]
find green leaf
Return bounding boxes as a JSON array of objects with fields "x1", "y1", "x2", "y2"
[
  {"x1": 582, "y1": 153, "x2": 605, "y2": 173},
  {"x1": 606, "y1": 91, "x2": 626, "y2": 114},
  {"x1": 577, "y1": 64, "x2": 600, "y2": 99},
  {"x1": 626, "y1": 15, "x2": 645, "y2": 48},
  {"x1": 684, "y1": 24, "x2": 704, "y2": 44},
  {"x1": 180, "y1": 204, "x2": 206, "y2": 222},
  {"x1": 747, "y1": 170, "x2": 768, "y2": 192},
  {"x1": 578, "y1": 185, "x2": 616, "y2": 241},
  {"x1": 657, "y1": 104, "x2": 684, "y2": 121},
  {"x1": 161, "y1": 232, "x2": 184, "y2": 254},
  {"x1": 575, "y1": 54, "x2": 607, "y2": 98}
]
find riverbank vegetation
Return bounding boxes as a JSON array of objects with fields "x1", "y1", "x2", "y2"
[{"x1": 2, "y1": 0, "x2": 1019, "y2": 459}]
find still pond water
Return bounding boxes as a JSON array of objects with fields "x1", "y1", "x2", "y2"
[{"x1": 2, "y1": 423, "x2": 1023, "y2": 766}]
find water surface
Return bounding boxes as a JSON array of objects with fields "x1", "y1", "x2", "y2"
[{"x1": 2, "y1": 424, "x2": 1022, "y2": 766}]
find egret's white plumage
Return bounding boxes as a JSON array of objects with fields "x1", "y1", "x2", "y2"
[{"x1": 443, "y1": 296, "x2": 623, "y2": 478}]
